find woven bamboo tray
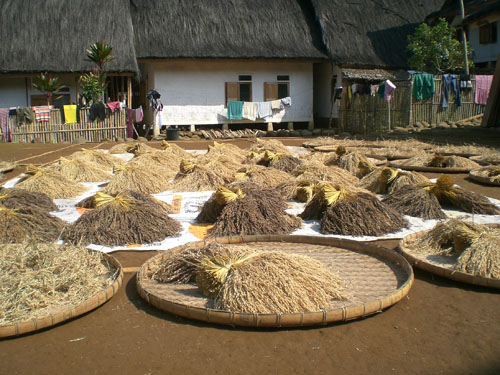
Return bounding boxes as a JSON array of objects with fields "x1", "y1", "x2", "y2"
[
  {"x1": 389, "y1": 161, "x2": 472, "y2": 173},
  {"x1": 0, "y1": 253, "x2": 123, "y2": 338},
  {"x1": 469, "y1": 168, "x2": 500, "y2": 186},
  {"x1": 398, "y1": 229, "x2": 500, "y2": 289},
  {"x1": 0, "y1": 162, "x2": 15, "y2": 174},
  {"x1": 137, "y1": 235, "x2": 413, "y2": 328},
  {"x1": 470, "y1": 155, "x2": 500, "y2": 166}
]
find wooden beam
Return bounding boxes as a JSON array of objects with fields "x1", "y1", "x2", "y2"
[{"x1": 481, "y1": 54, "x2": 500, "y2": 128}]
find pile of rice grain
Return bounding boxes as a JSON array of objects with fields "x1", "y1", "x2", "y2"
[{"x1": 0, "y1": 242, "x2": 117, "y2": 325}]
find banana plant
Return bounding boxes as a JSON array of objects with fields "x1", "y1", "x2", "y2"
[{"x1": 32, "y1": 73, "x2": 66, "y2": 105}]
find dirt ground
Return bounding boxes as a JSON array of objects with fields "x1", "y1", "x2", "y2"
[{"x1": 0, "y1": 134, "x2": 499, "y2": 375}]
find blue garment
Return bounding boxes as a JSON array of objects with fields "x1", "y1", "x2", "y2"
[
  {"x1": 450, "y1": 74, "x2": 461, "y2": 107},
  {"x1": 227, "y1": 100, "x2": 243, "y2": 120},
  {"x1": 441, "y1": 74, "x2": 461, "y2": 108}
]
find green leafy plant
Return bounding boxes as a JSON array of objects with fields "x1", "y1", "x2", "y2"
[
  {"x1": 80, "y1": 40, "x2": 114, "y2": 105},
  {"x1": 407, "y1": 18, "x2": 473, "y2": 73},
  {"x1": 32, "y1": 73, "x2": 66, "y2": 105},
  {"x1": 86, "y1": 41, "x2": 115, "y2": 74}
]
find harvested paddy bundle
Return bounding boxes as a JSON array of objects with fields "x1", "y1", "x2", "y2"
[
  {"x1": 359, "y1": 167, "x2": 430, "y2": 194},
  {"x1": 102, "y1": 164, "x2": 172, "y2": 195},
  {"x1": 293, "y1": 160, "x2": 360, "y2": 185},
  {"x1": 0, "y1": 242, "x2": 117, "y2": 325},
  {"x1": 205, "y1": 141, "x2": 246, "y2": 163},
  {"x1": 205, "y1": 186, "x2": 302, "y2": 237},
  {"x1": 76, "y1": 190, "x2": 175, "y2": 213},
  {"x1": 195, "y1": 245, "x2": 347, "y2": 314},
  {"x1": 125, "y1": 142, "x2": 157, "y2": 155},
  {"x1": 16, "y1": 165, "x2": 88, "y2": 199},
  {"x1": 257, "y1": 150, "x2": 303, "y2": 173},
  {"x1": 160, "y1": 140, "x2": 192, "y2": 159},
  {"x1": 0, "y1": 206, "x2": 65, "y2": 243},
  {"x1": 0, "y1": 188, "x2": 57, "y2": 212},
  {"x1": 127, "y1": 152, "x2": 180, "y2": 180},
  {"x1": 324, "y1": 146, "x2": 377, "y2": 178},
  {"x1": 300, "y1": 184, "x2": 407, "y2": 236},
  {"x1": 108, "y1": 143, "x2": 133, "y2": 154},
  {"x1": 397, "y1": 154, "x2": 480, "y2": 169},
  {"x1": 196, "y1": 154, "x2": 244, "y2": 176},
  {"x1": 172, "y1": 159, "x2": 230, "y2": 192},
  {"x1": 63, "y1": 191, "x2": 181, "y2": 246},
  {"x1": 233, "y1": 165, "x2": 294, "y2": 188},
  {"x1": 249, "y1": 138, "x2": 292, "y2": 155},
  {"x1": 49, "y1": 157, "x2": 112, "y2": 182},
  {"x1": 407, "y1": 220, "x2": 500, "y2": 278},
  {"x1": 424, "y1": 175, "x2": 500, "y2": 215},
  {"x1": 68, "y1": 148, "x2": 125, "y2": 168},
  {"x1": 277, "y1": 179, "x2": 318, "y2": 202},
  {"x1": 382, "y1": 185, "x2": 446, "y2": 219},
  {"x1": 197, "y1": 185, "x2": 287, "y2": 223}
]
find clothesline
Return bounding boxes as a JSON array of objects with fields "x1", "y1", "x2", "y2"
[{"x1": 227, "y1": 97, "x2": 292, "y2": 121}]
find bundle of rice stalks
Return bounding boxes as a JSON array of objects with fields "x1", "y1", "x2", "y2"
[
  {"x1": 63, "y1": 191, "x2": 181, "y2": 246},
  {"x1": 381, "y1": 185, "x2": 446, "y2": 219},
  {"x1": 277, "y1": 179, "x2": 318, "y2": 202},
  {"x1": 244, "y1": 151, "x2": 265, "y2": 164},
  {"x1": 195, "y1": 244, "x2": 347, "y2": 314},
  {"x1": 233, "y1": 165, "x2": 294, "y2": 188},
  {"x1": 205, "y1": 141, "x2": 246, "y2": 163},
  {"x1": 320, "y1": 192, "x2": 408, "y2": 236},
  {"x1": 68, "y1": 148, "x2": 125, "y2": 168},
  {"x1": 48, "y1": 157, "x2": 112, "y2": 182},
  {"x1": 102, "y1": 164, "x2": 172, "y2": 195},
  {"x1": 0, "y1": 242, "x2": 117, "y2": 325},
  {"x1": 76, "y1": 190, "x2": 175, "y2": 213},
  {"x1": 197, "y1": 185, "x2": 287, "y2": 223},
  {"x1": 0, "y1": 188, "x2": 57, "y2": 212},
  {"x1": 424, "y1": 175, "x2": 500, "y2": 215},
  {"x1": 108, "y1": 143, "x2": 133, "y2": 154},
  {"x1": 455, "y1": 229, "x2": 500, "y2": 278},
  {"x1": 206, "y1": 188, "x2": 302, "y2": 237},
  {"x1": 324, "y1": 147, "x2": 377, "y2": 178},
  {"x1": 249, "y1": 138, "x2": 292, "y2": 155},
  {"x1": 125, "y1": 142, "x2": 158, "y2": 156},
  {"x1": 397, "y1": 154, "x2": 480, "y2": 169},
  {"x1": 127, "y1": 152, "x2": 180, "y2": 180},
  {"x1": 300, "y1": 183, "x2": 348, "y2": 220},
  {"x1": 257, "y1": 150, "x2": 303, "y2": 173},
  {"x1": 359, "y1": 167, "x2": 430, "y2": 194},
  {"x1": 171, "y1": 159, "x2": 231, "y2": 192},
  {"x1": 196, "y1": 154, "x2": 244, "y2": 176},
  {"x1": 16, "y1": 165, "x2": 88, "y2": 199},
  {"x1": 160, "y1": 140, "x2": 192, "y2": 159},
  {"x1": 293, "y1": 160, "x2": 360, "y2": 185},
  {"x1": 0, "y1": 206, "x2": 65, "y2": 243}
]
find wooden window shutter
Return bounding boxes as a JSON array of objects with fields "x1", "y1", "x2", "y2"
[
  {"x1": 264, "y1": 82, "x2": 278, "y2": 101},
  {"x1": 225, "y1": 82, "x2": 239, "y2": 106}
]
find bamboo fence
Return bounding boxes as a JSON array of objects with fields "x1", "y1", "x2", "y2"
[
  {"x1": 6, "y1": 107, "x2": 126, "y2": 143},
  {"x1": 339, "y1": 75, "x2": 486, "y2": 135}
]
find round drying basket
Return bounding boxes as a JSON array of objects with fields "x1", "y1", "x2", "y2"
[
  {"x1": 470, "y1": 155, "x2": 500, "y2": 166},
  {"x1": 469, "y1": 168, "x2": 500, "y2": 186},
  {"x1": 0, "y1": 161, "x2": 15, "y2": 174},
  {"x1": 398, "y1": 228, "x2": 500, "y2": 289},
  {"x1": 0, "y1": 252, "x2": 123, "y2": 338},
  {"x1": 137, "y1": 235, "x2": 413, "y2": 328},
  {"x1": 389, "y1": 161, "x2": 472, "y2": 173}
]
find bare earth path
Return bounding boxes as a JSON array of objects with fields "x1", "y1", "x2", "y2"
[{"x1": 0, "y1": 134, "x2": 499, "y2": 375}]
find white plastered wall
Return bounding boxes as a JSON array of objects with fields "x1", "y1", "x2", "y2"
[
  {"x1": 468, "y1": 17, "x2": 500, "y2": 64},
  {"x1": 142, "y1": 60, "x2": 314, "y2": 126}
]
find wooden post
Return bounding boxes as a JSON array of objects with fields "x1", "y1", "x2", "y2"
[
  {"x1": 190, "y1": 124, "x2": 196, "y2": 132},
  {"x1": 222, "y1": 123, "x2": 229, "y2": 131},
  {"x1": 267, "y1": 122, "x2": 273, "y2": 131},
  {"x1": 308, "y1": 120, "x2": 314, "y2": 130},
  {"x1": 287, "y1": 122, "x2": 294, "y2": 130},
  {"x1": 127, "y1": 76, "x2": 132, "y2": 109},
  {"x1": 481, "y1": 54, "x2": 500, "y2": 128}
]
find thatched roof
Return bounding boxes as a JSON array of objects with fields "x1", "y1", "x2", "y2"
[
  {"x1": 341, "y1": 68, "x2": 410, "y2": 83},
  {"x1": 426, "y1": 0, "x2": 495, "y2": 25},
  {"x1": 0, "y1": 0, "x2": 138, "y2": 74},
  {"x1": 130, "y1": 0, "x2": 328, "y2": 59},
  {"x1": 310, "y1": 0, "x2": 446, "y2": 68}
]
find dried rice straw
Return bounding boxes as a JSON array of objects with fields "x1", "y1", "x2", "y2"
[
  {"x1": 233, "y1": 165, "x2": 293, "y2": 188},
  {"x1": 68, "y1": 148, "x2": 125, "y2": 168},
  {"x1": 102, "y1": 164, "x2": 172, "y2": 195},
  {"x1": 48, "y1": 157, "x2": 112, "y2": 182},
  {"x1": 172, "y1": 159, "x2": 230, "y2": 192},
  {"x1": 359, "y1": 167, "x2": 430, "y2": 194},
  {"x1": 76, "y1": 190, "x2": 175, "y2": 213},
  {"x1": 0, "y1": 188, "x2": 57, "y2": 212}
]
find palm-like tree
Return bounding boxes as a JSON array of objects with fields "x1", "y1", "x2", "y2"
[
  {"x1": 86, "y1": 41, "x2": 114, "y2": 73},
  {"x1": 32, "y1": 73, "x2": 66, "y2": 105}
]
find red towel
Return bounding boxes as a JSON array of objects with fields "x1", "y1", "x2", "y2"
[
  {"x1": 475, "y1": 75, "x2": 493, "y2": 105},
  {"x1": 107, "y1": 101, "x2": 121, "y2": 113}
]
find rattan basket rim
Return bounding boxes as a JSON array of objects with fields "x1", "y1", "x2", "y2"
[
  {"x1": 0, "y1": 252, "x2": 123, "y2": 338},
  {"x1": 136, "y1": 234, "x2": 414, "y2": 328},
  {"x1": 469, "y1": 169, "x2": 500, "y2": 186},
  {"x1": 398, "y1": 227, "x2": 500, "y2": 289},
  {"x1": 389, "y1": 161, "x2": 473, "y2": 173}
]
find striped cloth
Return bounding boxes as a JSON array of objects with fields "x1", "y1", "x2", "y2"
[{"x1": 33, "y1": 106, "x2": 51, "y2": 122}]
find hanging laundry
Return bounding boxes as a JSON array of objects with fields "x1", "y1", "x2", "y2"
[
  {"x1": 16, "y1": 107, "x2": 35, "y2": 127},
  {"x1": 271, "y1": 100, "x2": 282, "y2": 110},
  {"x1": 242, "y1": 102, "x2": 258, "y2": 121},
  {"x1": 227, "y1": 100, "x2": 243, "y2": 120},
  {"x1": 281, "y1": 97, "x2": 292, "y2": 107},
  {"x1": 370, "y1": 85, "x2": 379, "y2": 96},
  {"x1": 348, "y1": 86, "x2": 352, "y2": 100},
  {"x1": 475, "y1": 75, "x2": 493, "y2": 106},
  {"x1": 460, "y1": 74, "x2": 473, "y2": 89},
  {"x1": 413, "y1": 73, "x2": 435, "y2": 100},
  {"x1": 63, "y1": 105, "x2": 77, "y2": 124},
  {"x1": 384, "y1": 80, "x2": 396, "y2": 102},
  {"x1": 0, "y1": 108, "x2": 11, "y2": 142},
  {"x1": 357, "y1": 84, "x2": 371, "y2": 96},
  {"x1": 134, "y1": 106, "x2": 143, "y2": 123},
  {"x1": 89, "y1": 103, "x2": 107, "y2": 121},
  {"x1": 34, "y1": 106, "x2": 51, "y2": 122},
  {"x1": 350, "y1": 84, "x2": 358, "y2": 96},
  {"x1": 441, "y1": 74, "x2": 461, "y2": 108},
  {"x1": 107, "y1": 101, "x2": 121, "y2": 113},
  {"x1": 257, "y1": 102, "x2": 272, "y2": 119},
  {"x1": 450, "y1": 75, "x2": 461, "y2": 107},
  {"x1": 377, "y1": 83, "x2": 385, "y2": 99}
]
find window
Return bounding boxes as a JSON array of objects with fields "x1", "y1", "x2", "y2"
[
  {"x1": 225, "y1": 75, "x2": 252, "y2": 106},
  {"x1": 264, "y1": 75, "x2": 290, "y2": 101},
  {"x1": 479, "y1": 22, "x2": 497, "y2": 44}
]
